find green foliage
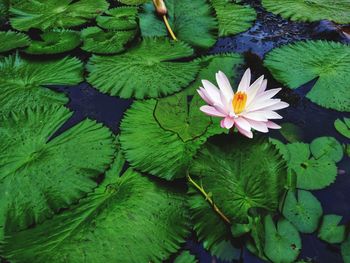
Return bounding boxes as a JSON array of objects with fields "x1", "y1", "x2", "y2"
[
  {"x1": 0, "y1": 0, "x2": 9, "y2": 23},
  {"x1": 265, "y1": 41, "x2": 350, "y2": 111},
  {"x1": 282, "y1": 190, "x2": 323, "y2": 233},
  {"x1": 190, "y1": 136, "x2": 287, "y2": 222},
  {"x1": 262, "y1": 0, "x2": 350, "y2": 23},
  {"x1": 210, "y1": 0, "x2": 256, "y2": 36},
  {"x1": 280, "y1": 122, "x2": 303, "y2": 142},
  {"x1": 0, "y1": 31, "x2": 30, "y2": 53},
  {"x1": 10, "y1": 0, "x2": 109, "y2": 31},
  {"x1": 118, "y1": 0, "x2": 150, "y2": 4},
  {"x1": 0, "y1": 106, "x2": 115, "y2": 231},
  {"x1": 96, "y1": 7, "x2": 137, "y2": 30},
  {"x1": 25, "y1": 30, "x2": 81, "y2": 54},
  {"x1": 334, "y1": 118, "x2": 350, "y2": 139},
  {"x1": 81, "y1": 26, "x2": 135, "y2": 54},
  {"x1": 87, "y1": 38, "x2": 199, "y2": 99},
  {"x1": 264, "y1": 215, "x2": 301, "y2": 263},
  {"x1": 310, "y1": 136, "x2": 343, "y2": 162},
  {"x1": 139, "y1": 0, "x2": 218, "y2": 49},
  {"x1": 174, "y1": 251, "x2": 198, "y2": 263},
  {"x1": 318, "y1": 214, "x2": 346, "y2": 244},
  {"x1": 1, "y1": 152, "x2": 190, "y2": 262},
  {"x1": 119, "y1": 54, "x2": 242, "y2": 180},
  {"x1": 0, "y1": 54, "x2": 83, "y2": 114},
  {"x1": 342, "y1": 235, "x2": 350, "y2": 263}
]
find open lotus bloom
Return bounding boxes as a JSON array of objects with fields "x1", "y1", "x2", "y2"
[{"x1": 197, "y1": 68, "x2": 289, "y2": 138}]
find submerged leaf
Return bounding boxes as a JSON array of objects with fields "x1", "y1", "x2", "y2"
[
  {"x1": 0, "y1": 54, "x2": 83, "y2": 114},
  {"x1": 96, "y1": 7, "x2": 137, "y2": 30},
  {"x1": 265, "y1": 41, "x2": 350, "y2": 111},
  {"x1": 318, "y1": 214, "x2": 346, "y2": 244},
  {"x1": 310, "y1": 136, "x2": 343, "y2": 162},
  {"x1": 174, "y1": 251, "x2": 198, "y2": 263},
  {"x1": 1, "y1": 152, "x2": 189, "y2": 262},
  {"x1": 87, "y1": 37, "x2": 199, "y2": 99},
  {"x1": 25, "y1": 30, "x2": 81, "y2": 54},
  {"x1": 280, "y1": 122, "x2": 303, "y2": 143},
  {"x1": 0, "y1": 106, "x2": 115, "y2": 231},
  {"x1": 10, "y1": 0, "x2": 109, "y2": 31},
  {"x1": 334, "y1": 118, "x2": 350, "y2": 139},
  {"x1": 139, "y1": 0, "x2": 218, "y2": 49},
  {"x1": 0, "y1": 31, "x2": 30, "y2": 53}
]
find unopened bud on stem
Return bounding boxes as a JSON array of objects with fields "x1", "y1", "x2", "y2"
[{"x1": 153, "y1": 0, "x2": 167, "y2": 16}]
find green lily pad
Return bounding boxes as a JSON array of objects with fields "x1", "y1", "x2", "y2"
[
  {"x1": 0, "y1": 54, "x2": 83, "y2": 114},
  {"x1": 0, "y1": 31, "x2": 30, "y2": 53},
  {"x1": 10, "y1": 0, "x2": 109, "y2": 31},
  {"x1": 96, "y1": 7, "x2": 137, "y2": 30},
  {"x1": 334, "y1": 118, "x2": 350, "y2": 139},
  {"x1": 342, "y1": 235, "x2": 350, "y2": 263},
  {"x1": 174, "y1": 251, "x2": 197, "y2": 263},
  {"x1": 318, "y1": 214, "x2": 346, "y2": 244},
  {"x1": 262, "y1": 0, "x2": 350, "y2": 23},
  {"x1": 81, "y1": 26, "x2": 135, "y2": 54},
  {"x1": 310, "y1": 136, "x2": 343, "y2": 162},
  {"x1": 87, "y1": 37, "x2": 200, "y2": 99},
  {"x1": 0, "y1": 106, "x2": 115, "y2": 231},
  {"x1": 265, "y1": 41, "x2": 350, "y2": 112},
  {"x1": 120, "y1": 54, "x2": 242, "y2": 179},
  {"x1": 210, "y1": 0, "x2": 256, "y2": 36},
  {"x1": 118, "y1": 0, "x2": 150, "y2": 4},
  {"x1": 264, "y1": 215, "x2": 302, "y2": 263},
  {"x1": 25, "y1": 30, "x2": 81, "y2": 55},
  {"x1": 282, "y1": 190, "x2": 323, "y2": 233},
  {"x1": 139, "y1": 0, "x2": 218, "y2": 49},
  {"x1": 1, "y1": 150, "x2": 190, "y2": 263},
  {"x1": 280, "y1": 122, "x2": 304, "y2": 143}
]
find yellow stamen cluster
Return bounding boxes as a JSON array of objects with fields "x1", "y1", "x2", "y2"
[{"x1": 232, "y1": 91, "x2": 247, "y2": 114}]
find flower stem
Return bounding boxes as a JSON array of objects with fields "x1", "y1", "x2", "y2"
[
  {"x1": 162, "y1": 15, "x2": 177, "y2": 41},
  {"x1": 187, "y1": 172, "x2": 231, "y2": 224}
]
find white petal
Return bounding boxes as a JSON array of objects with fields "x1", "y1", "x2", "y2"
[
  {"x1": 257, "y1": 79, "x2": 268, "y2": 94},
  {"x1": 197, "y1": 88, "x2": 212, "y2": 105},
  {"x1": 236, "y1": 125, "x2": 253, "y2": 138},
  {"x1": 257, "y1": 88, "x2": 282, "y2": 101},
  {"x1": 200, "y1": 105, "x2": 226, "y2": 117},
  {"x1": 246, "y1": 119, "x2": 269, "y2": 133},
  {"x1": 223, "y1": 117, "x2": 234, "y2": 129},
  {"x1": 216, "y1": 71, "x2": 234, "y2": 99},
  {"x1": 241, "y1": 111, "x2": 268, "y2": 122},
  {"x1": 263, "y1": 101, "x2": 289, "y2": 111},
  {"x1": 246, "y1": 75, "x2": 264, "y2": 106},
  {"x1": 237, "y1": 68, "x2": 251, "y2": 92},
  {"x1": 266, "y1": 121, "x2": 281, "y2": 129},
  {"x1": 202, "y1": 80, "x2": 221, "y2": 104},
  {"x1": 246, "y1": 99, "x2": 281, "y2": 112},
  {"x1": 263, "y1": 110, "x2": 282, "y2": 119},
  {"x1": 234, "y1": 117, "x2": 251, "y2": 132}
]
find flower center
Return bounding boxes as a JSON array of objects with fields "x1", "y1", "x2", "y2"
[{"x1": 232, "y1": 91, "x2": 247, "y2": 114}]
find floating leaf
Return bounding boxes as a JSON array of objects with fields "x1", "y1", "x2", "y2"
[
  {"x1": 118, "y1": 0, "x2": 150, "y2": 5},
  {"x1": 96, "y1": 7, "x2": 137, "y2": 30},
  {"x1": 318, "y1": 214, "x2": 346, "y2": 244},
  {"x1": 1, "y1": 151, "x2": 189, "y2": 262},
  {"x1": 10, "y1": 0, "x2": 109, "y2": 31},
  {"x1": 334, "y1": 118, "x2": 350, "y2": 139},
  {"x1": 0, "y1": 31, "x2": 30, "y2": 53},
  {"x1": 280, "y1": 122, "x2": 303, "y2": 143},
  {"x1": 139, "y1": 0, "x2": 218, "y2": 49},
  {"x1": 264, "y1": 215, "x2": 301, "y2": 263},
  {"x1": 120, "y1": 54, "x2": 242, "y2": 179},
  {"x1": 87, "y1": 37, "x2": 199, "y2": 99},
  {"x1": 342, "y1": 235, "x2": 350, "y2": 263},
  {"x1": 210, "y1": 0, "x2": 256, "y2": 36},
  {"x1": 190, "y1": 136, "x2": 287, "y2": 223},
  {"x1": 0, "y1": 106, "x2": 115, "y2": 231},
  {"x1": 265, "y1": 41, "x2": 350, "y2": 111},
  {"x1": 174, "y1": 251, "x2": 198, "y2": 263},
  {"x1": 0, "y1": 54, "x2": 83, "y2": 114},
  {"x1": 310, "y1": 136, "x2": 343, "y2": 162},
  {"x1": 25, "y1": 30, "x2": 81, "y2": 55},
  {"x1": 261, "y1": 0, "x2": 350, "y2": 23},
  {"x1": 286, "y1": 142, "x2": 337, "y2": 190},
  {"x1": 81, "y1": 26, "x2": 135, "y2": 54},
  {"x1": 282, "y1": 190, "x2": 323, "y2": 233}
]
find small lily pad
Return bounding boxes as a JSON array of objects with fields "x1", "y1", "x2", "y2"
[
  {"x1": 334, "y1": 118, "x2": 350, "y2": 139},
  {"x1": 280, "y1": 122, "x2": 303, "y2": 143},
  {"x1": 318, "y1": 214, "x2": 346, "y2": 244},
  {"x1": 310, "y1": 136, "x2": 343, "y2": 162}
]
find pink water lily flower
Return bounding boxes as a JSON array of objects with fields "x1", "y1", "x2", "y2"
[{"x1": 197, "y1": 68, "x2": 289, "y2": 138}]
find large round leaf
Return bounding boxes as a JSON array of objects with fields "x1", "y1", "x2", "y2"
[
  {"x1": 139, "y1": 0, "x2": 218, "y2": 49},
  {"x1": 190, "y1": 136, "x2": 287, "y2": 223},
  {"x1": 96, "y1": 7, "x2": 137, "y2": 30},
  {"x1": 0, "y1": 54, "x2": 83, "y2": 114},
  {"x1": 0, "y1": 31, "x2": 30, "y2": 53},
  {"x1": 262, "y1": 0, "x2": 350, "y2": 23},
  {"x1": 0, "y1": 106, "x2": 115, "y2": 231},
  {"x1": 87, "y1": 37, "x2": 200, "y2": 99},
  {"x1": 1, "y1": 151, "x2": 190, "y2": 263},
  {"x1": 264, "y1": 41, "x2": 350, "y2": 111},
  {"x1": 10, "y1": 0, "x2": 109, "y2": 31},
  {"x1": 120, "y1": 54, "x2": 242, "y2": 180}
]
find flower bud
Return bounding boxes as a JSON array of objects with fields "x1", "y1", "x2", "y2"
[{"x1": 153, "y1": 0, "x2": 167, "y2": 16}]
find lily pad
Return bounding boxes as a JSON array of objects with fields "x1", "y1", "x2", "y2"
[
  {"x1": 0, "y1": 31, "x2": 30, "y2": 53},
  {"x1": 334, "y1": 118, "x2": 350, "y2": 139},
  {"x1": 264, "y1": 215, "x2": 302, "y2": 263},
  {"x1": 10, "y1": 0, "x2": 109, "y2": 31},
  {"x1": 96, "y1": 7, "x2": 137, "y2": 30},
  {"x1": 118, "y1": 0, "x2": 150, "y2": 4},
  {"x1": 119, "y1": 54, "x2": 242, "y2": 179},
  {"x1": 310, "y1": 136, "x2": 343, "y2": 162},
  {"x1": 139, "y1": 0, "x2": 218, "y2": 49},
  {"x1": 0, "y1": 106, "x2": 115, "y2": 231},
  {"x1": 0, "y1": 54, "x2": 83, "y2": 114},
  {"x1": 81, "y1": 26, "x2": 135, "y2": 54},
  {"x1": 265, "y1": 41, "x2": 350, "y2": 111},
  {"x1": 318, "y1": 214, "x2": 346, "y2": 244},
  {"x1": 280, "y1": 122, "x2": 303, "y2": 143},
  {"x1": 174, "y1": 251, "x2": 197, "y2": 263},
  {"x1": 282, "y1": 190, "x2": 323, "y2": 233},
  {"x1": 342, "y1": 235, "x2": 350, "y2": 263},
  {"x1": 25, "y1": 30, "x2": 81, "y2": 55},
  {"x1": 262, "y1": 0, "x2": 350, "y2": 23},
  {"x1": 1, "y1": 150, "x2": 190, "y2": 262},
  {"x1": 87, "y1": 37, "x2": 200, "y2": 99}
]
